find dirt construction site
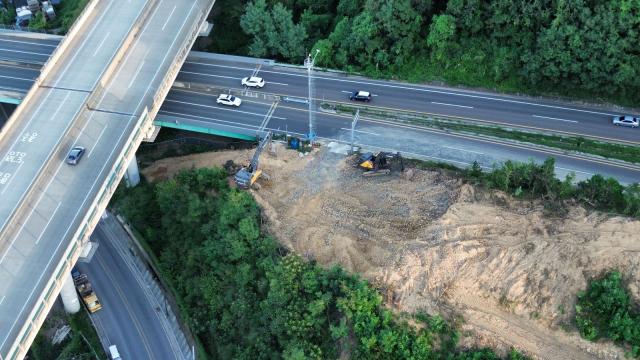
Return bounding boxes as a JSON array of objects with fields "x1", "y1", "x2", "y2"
[{"x1": 141, "y1": 142, "x2": 640, "y2": 360}]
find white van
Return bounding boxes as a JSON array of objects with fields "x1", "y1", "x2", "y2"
[{"x1": 109, "y1": 345, "x2": 121, "y2": 360}]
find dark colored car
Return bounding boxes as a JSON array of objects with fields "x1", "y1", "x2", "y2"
[
  {"x1": 349, "y1": 91, "x2": 372, "y2": 102},
  {"x1": 66, "y1": 146, "x2": 86, "y2": 165}
]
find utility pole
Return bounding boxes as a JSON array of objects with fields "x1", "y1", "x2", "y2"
[
  {"x1": 305, "y1": 49, "x2": 320, "y2": 143},
  {"x1": 350, "y1": 109, "x2": 360, "y2": 154}
]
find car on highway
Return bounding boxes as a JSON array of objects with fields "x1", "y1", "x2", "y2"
[
  {"x1": 216, "y1": 94, "x2": 242, "y2": 107},
  {"x1": 241, "y1": 76, "x2": 265, "y2": 88},
  {"x1": 612, "y1": 115, "x2": 639, "y2": 128},
  {"x1": 109, "y1": 345, "x2": 122, "y2": 360},
  {"x1": 349, "y1": 91, "x2": 372, "y2": 102},
  {"x1": 66, "y1": 146, "x2": 85, "y2": 165}
]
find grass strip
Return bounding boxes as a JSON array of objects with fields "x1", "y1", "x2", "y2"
[{"x1": 328, "y1": 103, "x2": 640, "y2": 164}]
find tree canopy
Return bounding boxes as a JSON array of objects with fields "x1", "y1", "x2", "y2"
[
  {"x1": 208, "y1": 0, "x2": 640, "y2": 104},
  {"x1": 114, "y1": 167, "x2": 528, "y2": 359}
]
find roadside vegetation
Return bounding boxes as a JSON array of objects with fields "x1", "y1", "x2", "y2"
[
  {"x1": 328, "y1": 103, "x2": 640, "y2": 164},
  {"x1": 576, "y1": 271, "x2": 640, "y2": 357},
  {"x1": 208, "y1": 0, "x2": 640, "y2": 106},
  {"x1": 28, "y1": 310, "x2": 103, "y2": 359},
  {"x1": 0, "y1": 0, "x2": 88, "y2": 33},
  {"x1": 112, "y1": 167, "x2": 528, "y2": 359},
  {"x1": 407, "y1": 157, "x2": 640, "y2": 219}
]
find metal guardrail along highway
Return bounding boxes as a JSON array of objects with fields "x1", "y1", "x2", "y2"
[{"x1": 0, "y1": 0, "x2": 215, "y2": 358}]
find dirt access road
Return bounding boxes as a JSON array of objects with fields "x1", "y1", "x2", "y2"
[{"x1": 142, "y1": 144, "x2": 640, "y2": 359}]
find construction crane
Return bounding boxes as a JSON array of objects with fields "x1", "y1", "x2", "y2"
[{"x1": 235, "y1": 132, "x2": 272, "y2": 189}]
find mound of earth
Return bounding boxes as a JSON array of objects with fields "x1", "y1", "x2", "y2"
[{"x1": 141, "y1": 144, "x2": 640, "y2": 359}]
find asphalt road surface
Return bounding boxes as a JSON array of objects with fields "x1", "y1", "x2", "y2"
[
  {"x1": 158, "y1": 88, "x2": 640, "y2": 184},
  {"x1": 178, "y1": 54, "x2": 640, "y2": 144},
  {"x1": 0, "y1": 0, "x2": 213, "y2": 355},
  {"x1": 1, "y1": 32, "x2": 638, "y2": 144},
  {"x1": 77, "y1": 214, "x2": 189, "y2": 360},
  {"x1": 1, "y1": 36, "x2": 638, "y2": 184}
]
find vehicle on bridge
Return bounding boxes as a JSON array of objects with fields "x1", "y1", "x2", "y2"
[
  {"x1": 241, "y1": 76, "x2": 266, "y2": 88},
  {"x1": 109, "y1": 345, "x2": 122, "y2": 360},
  {"x1": 72, "y1": 270, "x2": 103, "y2": 313},
  {"x1": 66, "y1": 146, "x2": 86, "y2": 165},
  {"x1": 216, "y1": 94, "x2": 242, "y2": 107},
  {"x1": 349, "y1": 91, "x2": 372, "y2": 102},
  {"x1": 612, "y1": 115, "x2": 639, "y2": 128}
]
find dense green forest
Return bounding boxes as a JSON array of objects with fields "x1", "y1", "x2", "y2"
[
  {"x1": 113, "y1": 167, "x2": 527, "y2": 359},
  {"x1": 576, "y1": 271, "x2": 640, "y2": 357},
  {"x1": 208, "y1": 0, "x2": 640, "y2": 105}
]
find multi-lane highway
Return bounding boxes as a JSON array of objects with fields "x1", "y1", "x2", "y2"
[
  {"x1": 0, "y1": 0, "x2": 214, "y2": 356},
  {"x1": 2, "y1": 32, "x2": 638, "y2": 144},
  {"x1": 79, "y1": 213, "x2": 191, "y2": 360},
  {"x1": 158, "y1": 87, "x2": 640, "y2": 184},
  {"x1": 178, "y1": 55, "x2": 640, "y2": 144},
  {"x1": 2, "y1": 33, "x2": 639, "y2": 184}
]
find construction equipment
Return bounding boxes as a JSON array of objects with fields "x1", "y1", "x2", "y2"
[
  {"x1": 72, "y1": 270, "x2": 103, "y2": 313},
  {"x1": 356, "y1": 151, "x2": 404, "y2": 177},
  {"x1": 235, "y1": 132, "x2": 272, "y2": 189}
]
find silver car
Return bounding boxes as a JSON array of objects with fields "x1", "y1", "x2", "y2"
[
  {"x1": 66, "y1": 146, "x2": 86, "y2": 165},
  {"x1": 612, "y1": 115, "x2": 639, "y2": 128}
]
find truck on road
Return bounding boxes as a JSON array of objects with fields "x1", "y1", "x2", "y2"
[{"x1": 72, "y1": 270, "x2": 103, "y2": 313}]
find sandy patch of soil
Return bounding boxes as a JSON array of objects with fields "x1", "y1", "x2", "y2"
[{"x1": 141, "y1": 144, "x2": 640, "y2": 359}]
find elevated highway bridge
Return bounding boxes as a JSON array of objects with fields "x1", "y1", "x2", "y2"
[
  {"x1": 0, "y1": 0, "x2": 213, "y2": 358},
  {"x1": 0, "y1": 13, "x2": 638, "y2": 358}
]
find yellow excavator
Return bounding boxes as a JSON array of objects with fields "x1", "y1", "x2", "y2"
[
  {"x1": 356, "y1": 151, "x2": 404, "y2": 176},
  {"x1": 234, "y1": 132, "x2": 272, "y2": 189}
]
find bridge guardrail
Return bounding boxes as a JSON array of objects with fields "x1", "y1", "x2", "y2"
[
  {"x1": 86, "y1": 0, "x2": 160, "y2": 111},
  {"x1": 38, "y1": 0, "x2": 99, "y2": 82},
  {"x1": 149, "y1": 8, "x2": 209, "y2": 120},
  {"x1": 0, "y1": 0, "x2": 99, "y2": 147},
  {"x1": 5, "y1": 106, "x2": 155, "y2": 360}
]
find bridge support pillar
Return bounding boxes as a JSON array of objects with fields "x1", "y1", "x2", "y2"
[
  {"x1": 124, "y1": 155, "x2": 140, "y2": 187},
  {"x1": 60, "y1": 272, "x2": 80, "y2": 314}
]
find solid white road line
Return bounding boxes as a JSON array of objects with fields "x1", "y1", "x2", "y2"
[
  {"x1": 0, "y1": 0, "x2": 159, "y2": 348},
  {"x1": 159, "y1": 110, "x2": 264, "y2": 132},
  {"x1": 0, "y1": 38, "x2": 58, "y2": 48},
  {"x1": 180, "y1": 70, "x2": 289, "y2": 86},
  {"x1": 556, "y1": 166, "x2": 594, "y2": 176},
  {"x1": 0, "y1": 296, "x2": 5, "y2": 306},
  {"x1": 340, "y1": 128, "x2": 379, "y2": 136},
  {"x1": 35, "y1": 202, "x2": 61, "y2": 244},
  {"x1": 0, "y1": 161, "x2": 24, "y2": 196},
  {"x1": 0, "y1": 75, "x2": 34, "y2": 82},
  {"x1": 0, "y1": 47, "x2": 50, "y2": 57},
  {"x1": 0, "y1": 91, "x2": 71, "y2": 196},
  {"x1": 164, "y1": 98, "x2": 286, "y2": 120},
  {"x1": 431, "y1": 102, "x2": 474, "y2": 109},
  {"x1": 128, "y1": 49, "x2": 151, "y2": 89},
  {"x1": 92, "y1": 31, "x2": 111, "y2": 57},
  {"x1": 162, "y1": 5, "x2": 177, "y2": 31},
  {"x1": 443, "y1": 146, "x2": 485, "y2": 155},
  {"x1": 54, "y1": 0, "x2": 115, "y2": 85},
  {"x1": 179, "y1": 71, "x2": 237, "y2": 80},
  {"x1": 87, "y1": 124, "x2": 108, "y2": 158},
  {"x1": 532, "y1": 115, "x2": 579, "y2": 123},
  {"x1": 130, "y1": 0, "x2": 197, "y2": 118}
]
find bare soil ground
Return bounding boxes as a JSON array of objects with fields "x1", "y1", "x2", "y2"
[{"x1": 141, "y1": 144, "x2": 640, "y2": 360}]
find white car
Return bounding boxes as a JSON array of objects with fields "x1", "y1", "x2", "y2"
[
  {"x1": 241, "y1": 76, "x2": 265, "y2": 88},
  {"x1": 216, "y1": 94, "x2": 242, "y2": 107},
  {"x1": 612, "y1": 115, "x2": 639, "y2": 128}
]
